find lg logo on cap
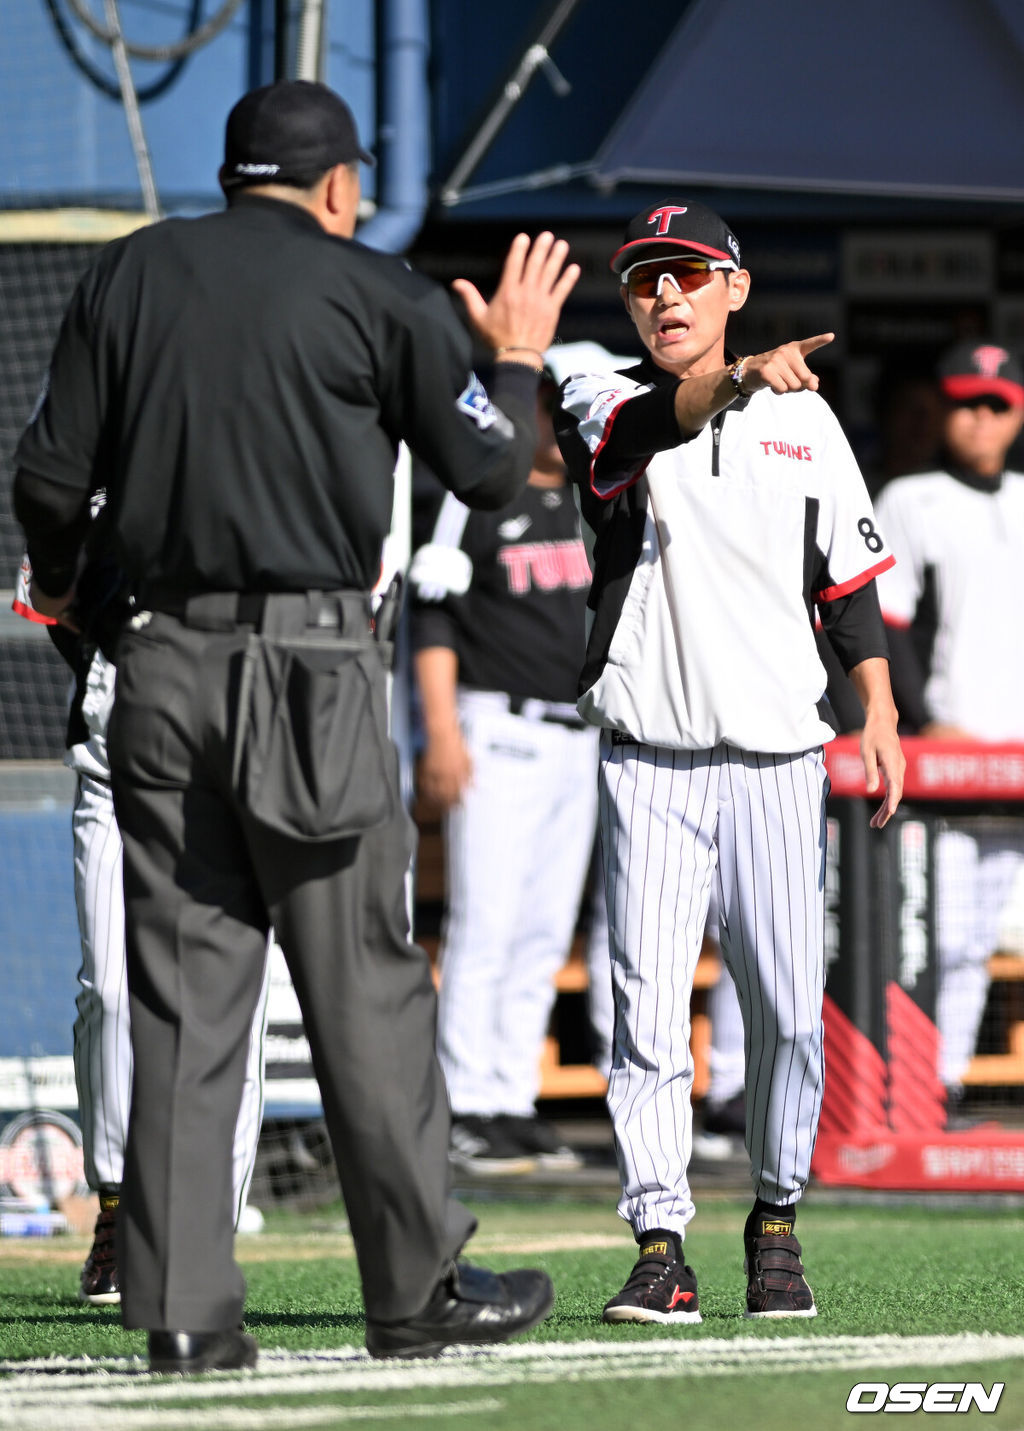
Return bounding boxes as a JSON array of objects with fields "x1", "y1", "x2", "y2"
[{"x1": 847, "y1": 1382, "x2": 1004, "y2": 1413}]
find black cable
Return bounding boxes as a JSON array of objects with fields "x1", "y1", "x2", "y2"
[
  {"x1": 43, "y1": 0, "x2": 203, "y2": 104},
  {"x1": 66, "y1": 0, "x2": 245, "y2": 59}
]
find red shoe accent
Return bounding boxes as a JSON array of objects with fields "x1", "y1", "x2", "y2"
[{"x1": 667, "y1": 1286, "x2": 695, "y2": 1309}]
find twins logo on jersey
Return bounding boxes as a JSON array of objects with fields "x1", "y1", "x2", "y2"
[
  {"x1": 498, "y1": 540, "x2": 592, "y2": 596},
  {"x1": 759, "y1": 440, "x2": 814, "y2": 460}
]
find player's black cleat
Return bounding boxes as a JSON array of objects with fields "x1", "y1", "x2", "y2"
[
  {"x1": 702, "y1": 1091, "x2": 746, "y2": 1137},
  {"x1": 80, "y1": 1191, "x2": 120, "y2": 1306},
  {"x1": 602, "y1": 1231, "x2": 701, "y2": 1323},
  {"x1": 743, "y1": 1207, "x2": 817, "y2": 1319},
  {"x1": 498, "y1": 1113, "x2": 584, "y2": 1171},
  {"x1": 365, "y1": 1259, "x2": 555, "y2": 1358},
  {"x1": 148, "y1": 1327, "x2": 258, "y2": 1374},
  {"x1": 449, "y1": 1114, "x2": 537, "y2": 1175}
]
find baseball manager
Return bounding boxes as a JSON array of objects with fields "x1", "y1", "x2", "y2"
[{"x1": 556, "y1": 200, "x2": 904, "y2": 1325}]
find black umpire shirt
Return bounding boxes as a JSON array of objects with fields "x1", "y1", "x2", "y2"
[{"x1": 13, "y1": 194, "x2": 539, "y2": 597}]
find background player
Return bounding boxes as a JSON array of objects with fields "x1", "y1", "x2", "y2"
[
  {"x1": 556, "y1": 200, "x2": 904, "y2": 1323},
  {"x1": 873, "y1": 340, "x2": 1024, "y2": 1116},
  {"x1": 13, "y1": 556, "x2": 269, "y2": 1305},
  {"x1": 409, "y1": 369, "x2": 597, "y2": 1173}
]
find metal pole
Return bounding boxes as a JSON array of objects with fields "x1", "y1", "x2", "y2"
[
  {"x1": 295, "y1": 0, "x2": 327, "y2": 81},
  {"x1": 103, "y1": 0, "x2": 162, "y2": 220},
  {"x1": 439, "y1": 0, "x2": 582, "y2": 207},
  {"x1": 274, "y1": 0, "x2": 291, "y2": 79}
]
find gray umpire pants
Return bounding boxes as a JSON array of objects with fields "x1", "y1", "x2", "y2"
[{"x1": 108, "y1": 592, "x2": 474, "y2": 1332}]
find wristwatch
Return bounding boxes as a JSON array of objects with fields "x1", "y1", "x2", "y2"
[{"x1": 727, "y1": 357, "x2": 749, "y2": 399}]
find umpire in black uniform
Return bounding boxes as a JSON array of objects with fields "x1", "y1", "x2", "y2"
[{"x1": 13, "y1": 80, "x2": 579, "y2": 1371}]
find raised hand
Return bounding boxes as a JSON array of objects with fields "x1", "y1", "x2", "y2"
[{"x1": 452, "y1": 232, "x2": 580, "y2": 359}]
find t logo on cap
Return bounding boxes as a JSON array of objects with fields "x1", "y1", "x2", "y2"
[
  {"x1": 973, "y1": 345, "x2": 1011, "y2": 380},
  {"x1": 648, "y1": 206, "x2": 688, "y2": 237}
]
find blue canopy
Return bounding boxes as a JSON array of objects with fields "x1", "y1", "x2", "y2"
[{"x1": 590, "y1": 0, "x2": 1024, "y2": 203}]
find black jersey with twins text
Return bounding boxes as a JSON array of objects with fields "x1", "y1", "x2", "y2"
[{"x1": 409, "y1": 482, "x2": 592, "y2": 704}]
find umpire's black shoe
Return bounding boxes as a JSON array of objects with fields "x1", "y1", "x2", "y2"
[
  {"x1": 743, "y1": 1207, "x2": 817, "y2": 1319},
  {"x1": 148, "y1": 1328, "x2": 259, "y2": 1374},
  {"x1": 365, "y1": 1259, "x2": 555, "y2": 1359}
]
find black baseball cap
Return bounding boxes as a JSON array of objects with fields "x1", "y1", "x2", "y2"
[
  {"x1": 938, "y1": 340, "x2": 1024, "y2": 408},
  {"x1": 222, "y1": 80, "x2": 374, "y2": 188},
  {"x1": 610, "y1": 200, "x2": 742, "y2": 276}
]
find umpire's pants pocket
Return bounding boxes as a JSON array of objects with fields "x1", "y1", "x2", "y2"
[{"x1": 234, "y1": 635, "x2": 395, "y2": 842}]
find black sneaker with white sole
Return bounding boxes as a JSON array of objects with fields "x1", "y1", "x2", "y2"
[
  {"x1": 80, "y1": 1189, "x2": 120, "y2": 1306},
  {"x1": 743, "y1": 1206, "x2": 817, "y2": 1319},
  {"x1": 602, "y1": 1230, "x2": 701, "y2": 1324},
  {"x1": 449, "y1": 1115, "x2": 537, "y2": 1175},
  {"x1": 702, "y1": 1091, "x2": 746, "y2": 1137},
  {"x1": 499, "y1": 1114, "x2": 584, "y2": 1171}
]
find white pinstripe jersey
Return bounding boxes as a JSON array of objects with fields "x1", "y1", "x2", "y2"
[
  {"x1": 874, "y1": 468, "x2": 1024, "y2": 739},
  {"x1": 560, "y1": 368, "x2": 893, "y2": 753}
]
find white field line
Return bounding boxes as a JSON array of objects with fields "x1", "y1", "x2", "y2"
[
  {"x1": 0, "y1": 1395, "x2": 505, "y2": 1430},
  {"x1": 0, "y1": 1231, "x2": 630, "y2": 1266},
  {"x1": 2, "y1": 1331, "x2": 1023, "y2": 1431}
]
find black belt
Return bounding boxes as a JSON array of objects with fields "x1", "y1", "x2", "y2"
[
  {"x1": 505, "y1": 694, "x2": 588, "y2": 731},
  {"x1": 140, "y1": 586, "x2": 372, "y2": 635}
]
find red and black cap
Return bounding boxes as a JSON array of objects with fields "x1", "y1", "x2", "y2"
[
  {"x1": 610, "y1": 200, "x2": 741, "y2": 275},
  {"x1": 939, "y1": 340, "x2": 1024, "y2": 408},
  {"x1": 223, "y1": 80, "x2": 374, "y2": 188}
]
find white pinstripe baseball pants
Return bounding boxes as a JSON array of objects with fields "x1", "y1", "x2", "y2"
[
  {"x1": 72, "y1": 771, "x2": 269, "y2": 1224},
  {"x1": 437, "y1": 692, "x2": 599, "y2": 1116},
  {"x1": 598, "y1": 737, "x2": 828, "y2": 1240}
]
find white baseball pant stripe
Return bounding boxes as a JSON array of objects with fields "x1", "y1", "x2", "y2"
[
  {"x1": 598, "y1": 738, "x2": 827, "y2": 1240},
  {"x1": 72, "y1": 772, "x2": 269, "y2": 1218},
  {"x1": 437, "y1": 690, "x2": 599, "y2": 1116},
  {"x1": 585, "y1": 861, "x2": 747, "y2": 1098}
]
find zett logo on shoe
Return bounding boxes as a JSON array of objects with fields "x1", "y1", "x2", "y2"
[
  {"x1": 760, "y1": 1220, "x2": 793, "y2": 1236},
  {"x1": 640, "y1": 1241, "x2": 669, "y2": 1257},
  {"x1": 667, "y1": 1286, "x2": 695, "y2": 1309}
]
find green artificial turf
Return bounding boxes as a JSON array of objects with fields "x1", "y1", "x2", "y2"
[
  {"x1": 3, "y1": 1197, "x2": 1023, "y2": 1431},
  {"x1": 3, "y1": 1196, "x2": 1023, "y2": 1355}
]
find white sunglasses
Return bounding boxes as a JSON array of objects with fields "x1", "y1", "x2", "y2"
[{"x1": 621, "y1": 255, "x2": 737, "y2": 299}]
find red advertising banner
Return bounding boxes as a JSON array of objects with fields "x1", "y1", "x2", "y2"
[{"x1": 825, "y1": 736, "x2": 1024, "y2": 801}]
